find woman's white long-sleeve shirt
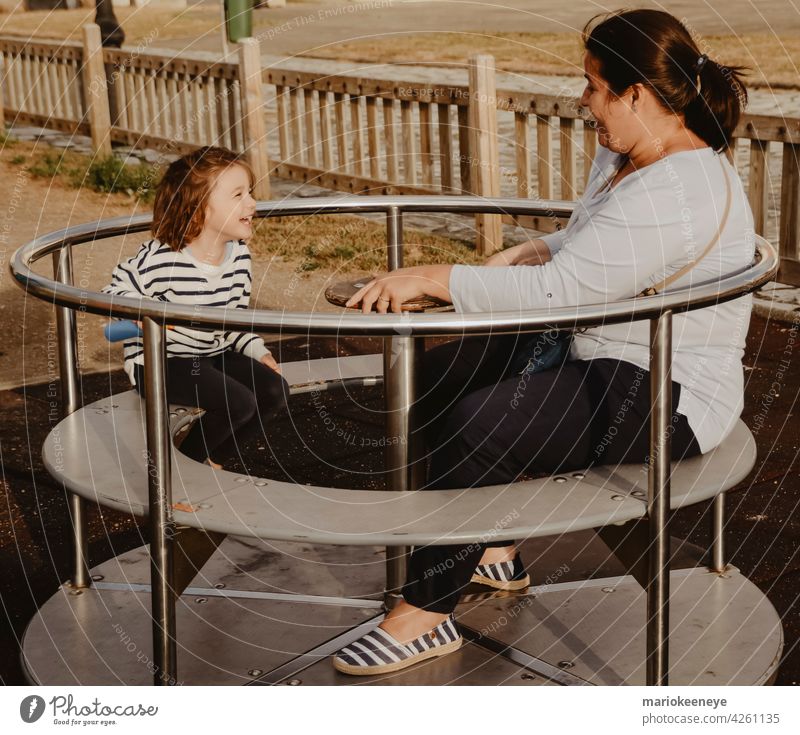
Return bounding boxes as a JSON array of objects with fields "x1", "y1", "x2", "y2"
[{"x1": 448, "y1": 144, "x2": 754, "y2": 453}]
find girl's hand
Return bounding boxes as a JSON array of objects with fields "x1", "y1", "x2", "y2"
[
  {"x1": 345, "y1": 265, "x2": 453, "y2": 313},
  {"x1": 485, "y1": 239, "x2": 552, "y2": 267},
  {"x1": 261, "y1": 353, "x2": 282, "y2": 374}
]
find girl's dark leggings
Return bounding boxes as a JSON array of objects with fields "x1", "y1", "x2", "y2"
[{"x1": 134, "y1": 351, "x2": 289, "y2": 465}]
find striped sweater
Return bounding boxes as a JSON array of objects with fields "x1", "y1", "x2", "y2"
[{"x1": 102, "y1": 237, "x2": 270, "y2": 385}]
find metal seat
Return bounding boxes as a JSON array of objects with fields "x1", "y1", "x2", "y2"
[{"x1": 42, "y1": 375, "x2": 756, "y2": 546}]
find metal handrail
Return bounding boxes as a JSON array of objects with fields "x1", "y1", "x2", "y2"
[
  {"x1": 10, "y1": 196, "x2": 779, "y2": 687},
  {"x1": 10, "y1": 196, "x2": 777, "y2": 336}
]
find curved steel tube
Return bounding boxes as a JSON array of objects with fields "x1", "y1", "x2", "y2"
[
  {"x1": 9, "y1": 196, "x2": 779, "y2": 687},
  {"x1": 10, "y1": 196, "x2": 777, "y2": 336}
]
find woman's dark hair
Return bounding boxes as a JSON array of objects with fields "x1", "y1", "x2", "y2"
[
  {"x1": 152, "y1": 146, "x2": 254, "y2": 251},
  {"x1": 582, "y1": 9, "x2": 748, "y2": 152}
]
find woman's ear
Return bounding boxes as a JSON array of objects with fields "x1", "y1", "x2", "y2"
[{"x1": 628, "y1": 84, "x2": 642, "y2": 113}]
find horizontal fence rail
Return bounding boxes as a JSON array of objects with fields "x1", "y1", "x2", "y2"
[{"x1": 0, "y1": 28, "x2": 798, "y2": 279}]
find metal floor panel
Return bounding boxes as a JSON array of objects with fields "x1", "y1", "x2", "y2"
[
  {"x1": 22, "y1": 585, "x2": 379, "y2": 686},
  {"x1": 21, "y1": 539, "x2": 782, "y2": 686},
  {"x1": 455, "y1": 567, "x2": 783, "y2": 686},
  {"x1": 277, "y1": 639, "x2": 557, "y2": 686}
]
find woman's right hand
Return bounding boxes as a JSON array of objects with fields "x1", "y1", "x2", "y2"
[{"x1": 485, "y1": 239, "x2": 552, "y2": 267}]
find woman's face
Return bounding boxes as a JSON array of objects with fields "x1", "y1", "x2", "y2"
[{"x1": 580, "y1": 53, "x2": 638, "y2": 153}]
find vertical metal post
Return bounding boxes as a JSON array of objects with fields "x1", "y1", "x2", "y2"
[
  {"x1": 52, "y1": 249, "x2": 90, "y2": 590},
  {"x1": 711, "y1": 493, "x2": 726, "y2": 573},
  {"x1": 647, "y1": 311, "x2": 673, "y2": 686},
  {"x1": 142, "y1": 317, "x2": 177, "y2": 685},
  {"x1": 386, "y1": 205, "x2": 403, "y2": 271},
  {"x1": 382, "y1": 206, "x2": 421, "y2": 610}
]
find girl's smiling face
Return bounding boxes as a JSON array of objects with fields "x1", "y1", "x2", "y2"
[
  {"x1": 580, "y1": 52, "x2": 638, "y2": 153},
  {"x1": 202, "y1": 164, "x2": 257, "y2": 244}
]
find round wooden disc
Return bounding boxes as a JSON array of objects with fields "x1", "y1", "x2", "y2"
[{"x1": 325, "y1": 276, "x2": 450, "y2": 312}]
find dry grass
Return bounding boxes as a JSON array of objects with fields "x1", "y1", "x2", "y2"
[
  {"x1": 249, "y1": 214, "x2": 479, "y2": 273},
  {"x1": 0, "y1": 6, "x2": 277, "y2": 45},
  {"x1": 305, "y1": 31, "x2": 800, "y2": 89}
]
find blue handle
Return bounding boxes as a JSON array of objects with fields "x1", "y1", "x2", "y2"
[{"x1": 104, "y1": 320, "x2": 142, "y2": 342}]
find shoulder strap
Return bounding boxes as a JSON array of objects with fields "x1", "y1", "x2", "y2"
[{"x1": 638, "y1": 155, "x2": 732, "y2": 297}]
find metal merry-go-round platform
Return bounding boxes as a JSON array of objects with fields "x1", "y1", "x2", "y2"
[{"x1": 10, "y1": 196, "x2": 783, "y2": 686}]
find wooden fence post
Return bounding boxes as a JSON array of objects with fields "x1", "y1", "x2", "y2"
[
  {"x1": 779, "y1": 142, "x2": 800, "y2": 284},
  {"x1": 238, "y1": 37, "x2": 270, "y2": 200},
  {"x1": 81, "y1": 24, "x2": 112, "y2": 157},
  {"x1": 468, "y1": 54, "x2": 502, "y2": 255}
]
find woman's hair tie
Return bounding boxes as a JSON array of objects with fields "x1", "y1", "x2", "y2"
[
  {"x1": 695, "y1": 54, "x2": 709, "y2": 73},
  {"x1": 694, "y1": 54, "x2": 709, "y2": 94}
]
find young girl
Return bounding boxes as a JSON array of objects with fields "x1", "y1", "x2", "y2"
[{"x1": 103, "y1": 146, "x2": 288, "y2": 469}]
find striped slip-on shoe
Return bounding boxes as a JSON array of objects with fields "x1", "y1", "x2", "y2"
[
  {"x1": 332, "y1": 615, "x2": 462, "y2": 676},
  {"x1": 471, "y1": 553, "x2": 530, "y2": 591}
]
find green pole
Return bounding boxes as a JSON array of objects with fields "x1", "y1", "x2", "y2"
[{"x1": 225, "y1": 0, "x2": 254, "y2": 43}]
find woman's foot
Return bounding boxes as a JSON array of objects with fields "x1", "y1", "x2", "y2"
[
  {"x1": 378, "y1": 599, "x2": 450, "y2": 644},
  {"x1": 472, "y1": 545, "x2": 530, "y2": 591},
  {"x1": 478, "y1": 545, "x2": 516, "y2": 565},
  {"x1": 333, "y1": 609, "x2": 462, "y2": 676}
]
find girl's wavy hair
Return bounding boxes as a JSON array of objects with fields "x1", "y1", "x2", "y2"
[
  {"x1": 582, "y1": 9, "x2": 748, "y2": 152},
  {"x1": 152, "y1": 146, "x2": 255, "y2": 251}
]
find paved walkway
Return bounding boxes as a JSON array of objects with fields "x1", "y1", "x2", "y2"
[{"x1": 182, "y1": 0, "x2": 800, "y2": 59}]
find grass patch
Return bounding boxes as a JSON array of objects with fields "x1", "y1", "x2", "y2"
[
  {"x1": 250, "y1": 214, "x2": 481, "y2": 273},
  {"x1": 79, "y1": 156, "x2": 160, "y2": 201},
  {"x1": 304, "y1": 31, "x2": 800, "y2": 89},
  {"x1": 0, "y1": 140, "x2": 161, "y2": 201}
]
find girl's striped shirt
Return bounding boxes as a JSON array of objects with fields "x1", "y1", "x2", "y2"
[{"x1": 102, "y1": 237, "x2": 270, "y2": 385}]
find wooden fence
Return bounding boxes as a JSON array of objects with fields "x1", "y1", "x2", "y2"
[
  {"x1": 0, "y1": 25, "x2": 271, "y2": 198},
  {"x1": 0, "y1": 27, "x2": 798, "y2": 282}
]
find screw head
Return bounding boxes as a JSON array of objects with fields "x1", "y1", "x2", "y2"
[
  {"x1": 286, "y1": 678, "x2": 302, "y2": 686},
  {"x1": 91, "y1": 574, "x2": 104, "y2": 582},
  {"x1": 248, "y1": 669, "x2": 264, "y2": 677},
  {"x1": 611, "y1": 494, "x2": 625, "y2": 501},
  {"x1": 214, "y1": 583, "x2": 226, "y2": 589},
  {"x1": 601, "y1": 587, "x2": 615, "y2": 593},
  {"x1": 195, "y1": 597, "x2": 208, "y2": 604},
  {"x1": 557, "y1": 660, "x2": 575, "y2": 669},
  {"x1": 521, "y1": 673, "x2": 536, "y2": 680},
  {"x1": 553, "y1": 476, "x2": 567, "y2": 483},
  {"x1": 572, "y1": 472, "x2": 585, "y2": 479}
]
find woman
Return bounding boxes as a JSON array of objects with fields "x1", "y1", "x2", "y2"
[{"x1": 332, "y1": 8, "x2": 754, "y2": 676}]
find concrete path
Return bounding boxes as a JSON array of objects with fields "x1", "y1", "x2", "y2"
[{"x1": 178, "y1": 0, "x2": 800, "y2": 60}]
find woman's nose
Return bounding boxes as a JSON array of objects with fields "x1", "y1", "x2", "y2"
[{"x1": 580, "y1": 87, "x2": 590, "y2": 108}]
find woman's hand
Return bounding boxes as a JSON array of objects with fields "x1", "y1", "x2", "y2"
[
  {"x1": 261, "y1": 353, "x2": 282, "y2": 374},
  {"x1": 485, "y1": 239, "x2": 552, "y2": 267},
  {"x1": 345, "y1": 265, "x2": 453, "y2": 313}
]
